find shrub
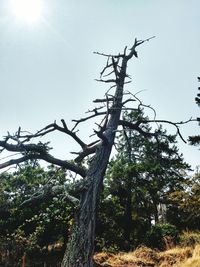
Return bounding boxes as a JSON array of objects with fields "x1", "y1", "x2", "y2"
[{"x1": 145, "y1": 223, "x2": 179, "y2": 250}]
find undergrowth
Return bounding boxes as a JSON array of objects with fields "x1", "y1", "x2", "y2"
[{"x1": 94, "y1": 231, "x2": 200, "y2": 267}]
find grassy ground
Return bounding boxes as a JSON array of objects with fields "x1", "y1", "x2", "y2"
[{"x1": 94, "y1": 245, "x2": 200, "y2": 266}]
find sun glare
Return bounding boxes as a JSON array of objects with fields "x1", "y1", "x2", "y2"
[{"x1": 10, "y1": 0, "x2": 43, "y2": 24}]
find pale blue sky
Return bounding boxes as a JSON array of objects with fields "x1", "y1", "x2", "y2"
[{"x1": 0, "y1": 0, "x2": 199, "y2": 170}]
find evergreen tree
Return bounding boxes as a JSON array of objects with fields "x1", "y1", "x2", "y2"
[
  {"x1": 0, "y1": 163, "x2": 72, "y2": 266},
  {"x1": 168, "y1": 167, "x2": 200, "y2": 230},
  {"x1": 97, "y1": 110, "x2": 190, "y2": 251}
]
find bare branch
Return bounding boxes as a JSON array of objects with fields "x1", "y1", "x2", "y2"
[
  {"x1": 95, "y1": 78, "x2": 117, "y2": 83},
  {"x1": 0, "y1": 139, "x2": 86, "y2": 177},
  {"x1": 74, "y1": 146, "x2": 97, "y2": 163},
  {"x1": 86, "y1": 106, "x2": 105, "y2": 114},
  {"x1": 126, "y1": 36, "x2": 156, "y2": 59},
  {"x1": 0, "y1": 140, "x2": 48, "y2": 154},
  {"x1": 0, "y1": 155, "x2": 38, "y2": 169},
  {"x1": 119, "y1": 117, "x2": 196, "y2": 143},
  {"x1": 93, "y1": 51, "x2": 125, "y2": 59},
  {"x1": 144, "y1": 118, "x2": 195, "y2": 143},
  {"x1": 102, "y1": 70, "x2": 115, "y2": 78},
  {"x1": 100, "y1": 55, "x2": 111, "y2": 77},
  {"x1": 19, "y1": 120, "x2": 86, "y2": 149},
  {"x1": 111, "y1": 57, "x2": 120, "y2": 79},
  {"x1": 21, "y1": 184, "x2": 79, "y2": 207},
  {"x1": 122, "y1": 99, "x2": 136, "y2": 106},
  {"x1": 40, "y1": 154, "x2": 87, "y2": 176},
  {"x1": 123, "y1": 46, "x2": 128, "y2": 56},
  {"x1": 119, "y1": 120, "x2": 156, "y2": 138},
  {"x1": 126, "y1": 90, "x2": 157, "y2": 120},
  {"x1": 93, "y1": 97, "x2": 114, "y2": 103},
  {"x1": 0, "y1": 152, "x2": 22, "y2": 161},
  {"x1": 71, "y1": 141, "x2": 100, "y2": 163},
  {"x1": 72, "y1": 111, "x2": 107, "y2": 131},
  {"x1": 60, "y1": 119, "x2": 86, "y2": 148}
]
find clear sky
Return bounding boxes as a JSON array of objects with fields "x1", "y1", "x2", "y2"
[{"x1": 0, "y1": 0, "x2": 199, "y2": 170}]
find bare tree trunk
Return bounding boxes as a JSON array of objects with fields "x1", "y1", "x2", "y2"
[
  {"x1": 61, "y1": 144, "x2": 113, "y2": 267},
  {"x1": 61, "y1": 57, "x2": 126, "y2": 266}
]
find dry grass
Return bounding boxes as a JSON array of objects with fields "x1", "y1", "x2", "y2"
[
  {"x1": 94, "y1": 245, "x2": 200, "y2": 267},
  {"x1": 179, "y1": 231, "x2": 200, "y2": 247},
  {"x1": 175, "y1": 245, "x2": 200, "y2": 267},
  {"x1": 159, "y1": 246, "x2": 192, "y2": 267},
  {"x1": 94, "y1": 247, "x2": 158, "y2": 267}
]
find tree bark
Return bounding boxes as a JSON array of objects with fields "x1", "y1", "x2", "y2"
[
  {"x1": 61, "y1": 144, "x2": 112, "y2": 267},
  {"x1": 62, "y1": 84, "x2": 124, "y2": 266}
]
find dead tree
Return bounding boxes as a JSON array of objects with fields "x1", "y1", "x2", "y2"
[{"x1": 0, "y1": 38, "x2": 194, "y2": 267}]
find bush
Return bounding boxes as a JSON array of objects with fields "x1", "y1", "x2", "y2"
[{"x1": 145, "y1": 223, "x2": 179, "y2": 250}]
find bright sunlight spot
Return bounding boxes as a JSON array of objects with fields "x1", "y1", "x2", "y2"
[{"x1": 10, "y1": 0, "x2": 43, "y2": 24}]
